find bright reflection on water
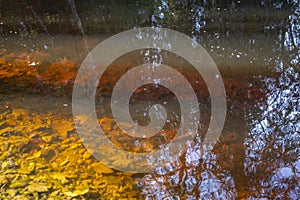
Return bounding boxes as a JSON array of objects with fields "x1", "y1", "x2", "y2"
[
  {"x1": 244, "y1": 22, "x2": 300, "y2": 198},
  {"x1": 131, "y1": 2, "x2": 300, "y2": 199}
]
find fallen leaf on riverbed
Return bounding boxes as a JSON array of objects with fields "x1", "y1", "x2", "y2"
[
  {"x1": 63, "y1": 188, "x2": 89, "y2": 197},
  {"x1": 50, "y1": 173, "x2": 68, "y2": 184},
  {"x1": 27, "y1": 182, "x2": 50, "y2": 192},
  {"x1": 92, "y1": 162, "x2": 114, "y2": 174},
  {"x1": 51, "y1": 120, "x2": 75, "y2": 138},
  {"x1": 12, "y1": 109, "x2": 27, "y2": 117}
]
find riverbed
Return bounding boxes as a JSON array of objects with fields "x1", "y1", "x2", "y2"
[{"x1": 0, "y1": 29, "x2": 299, "y2": 199}]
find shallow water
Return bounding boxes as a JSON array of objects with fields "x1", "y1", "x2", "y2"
[{"x1": 1, "y1": 21, "x2": 300, "y2": 200}]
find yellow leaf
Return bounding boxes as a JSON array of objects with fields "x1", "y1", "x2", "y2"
[
  {"x1": 64, "y1": 188, "x2": 89, "y2": 197},
  {"x1": 12, "y1": 109, "x2": 27, "y2": 117},
  {"x1": 83, "y1": 151, "x2": 92, "y2": 160},
  {"x1": 50, "y1": 173, "x2": 68, "y2": 184},
  {"x1": 52, "y1": 120, "x2": 74, "y2": 137},
  {"x1": 0, "y1": 127, "x2": 11, "y2": 136},
  {"x1": 92, "y1": 162, "x2": 113, "y2": 174},
  {"x1": 33, "y1": 151, "x2": 41, "y2": 158},
  {"x1": 27, "y1": 182, "x2": 49, "y2": 192}
]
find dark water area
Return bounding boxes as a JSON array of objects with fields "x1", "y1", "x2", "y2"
[{"x1": 0, "y1": 0, "x2": 300, "y2": 199}]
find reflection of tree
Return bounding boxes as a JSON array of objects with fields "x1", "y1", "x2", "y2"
[
  {"x1": 138, "y1": 146, "x2": 238, "y2": 199},
  {"x1": 148, "y1": 0, "x2": 205, "y2": 37},
  {"x1": 244, "y1": 2, "x2": 300, "y2": 198},
  {"x1": 137, "y1": 1, "x2": 300, "y2": 199}
]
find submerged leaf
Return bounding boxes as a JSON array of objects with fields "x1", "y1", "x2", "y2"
[
  {"x1": 27, "y1": 182, "x2": 49, "y2": 192},
  {"x1": 52, "y1": 120, "x2": 75, "y2": 138},
  {"x1": 63, "y1": 188, "x2": 89, "y2": 197},
  {"x1": 10, "y1": 179, "x2": 28, "y2": 189},
  {"x1": 92, "y1": 162, "x2": 114, "y2": 174},
  {"x1": 0, "y1": 127, "x2": 11, "y2": 136},
  {"x1": 50, "y1": 173, "x2": 68, "y2": 184},
  {"x1": 18, "y1": 162, "x2": 35, "y2": 174},
  {"x1": 12, "y1": 109, "x2": 27, "y2": 117}
]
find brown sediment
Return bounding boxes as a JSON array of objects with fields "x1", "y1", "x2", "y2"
[
  {"x1": 0, "y1": 53, "x2": 77, "y2": 96},
  {"x1": 0, "y1": 54, "x2": 267, "y2": 110}
]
